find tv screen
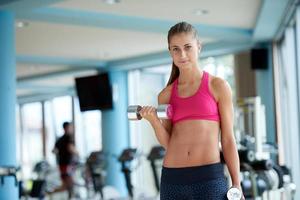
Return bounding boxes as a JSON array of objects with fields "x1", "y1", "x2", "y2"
[{"x1": 75, "y1": 73, "x2": 113, "y2": 111}]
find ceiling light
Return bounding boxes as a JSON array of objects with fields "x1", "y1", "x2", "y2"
[
  {"x1": 102, "y1": 0, "x2": 120, "y2": 4},
  {"x1": 193, "y1": 9, "x2": 209, "y2": 16},
  {"x1": 16, "y1": 21, "x2": 29, "y2": 28}
]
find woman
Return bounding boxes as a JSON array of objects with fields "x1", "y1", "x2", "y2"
[{"x1": 140, "y1": 22, "x2": 243, "y2": 200}]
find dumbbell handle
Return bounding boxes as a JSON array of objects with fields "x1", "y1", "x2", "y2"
[
  {"x1": 127, "y1": 105, "x2": 143, "y2": 120},
  {"x1": 127, "y1": 104, "x2": 173, "y2": 120}
]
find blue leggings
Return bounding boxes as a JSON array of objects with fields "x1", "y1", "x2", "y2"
[{"x1": 160, "y1": 162, "x2": 228, "y2": 200}]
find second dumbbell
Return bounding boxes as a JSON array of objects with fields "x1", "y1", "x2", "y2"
[{"x1": 127, "y1": 104, "x2": 173, "y2": 120}]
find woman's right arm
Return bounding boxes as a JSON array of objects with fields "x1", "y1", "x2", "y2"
[{"x1": 140, "y1": 86, "x2": 172, "y2": 149}]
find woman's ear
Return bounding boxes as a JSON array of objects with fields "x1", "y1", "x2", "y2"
[
  {"x1": 168, "y1": 45, "x2": 172, "y2": 55},
  {"x1": 198, "y1": 41, "x2": 202, "y2": 53}
]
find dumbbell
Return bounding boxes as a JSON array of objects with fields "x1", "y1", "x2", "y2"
[
  {"x1": 127, "y1": 104, "x2": 173, "y2": 120},
  {"x1": 227, "y1": 187, "x2": 242, "y2": 200}
]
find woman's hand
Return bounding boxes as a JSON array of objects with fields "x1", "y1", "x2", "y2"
[{"x1": 139, "y1": 106, "x2": 159, "y2": 123}]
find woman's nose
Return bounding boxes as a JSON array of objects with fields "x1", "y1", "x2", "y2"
[{"x1": 179, "y1": 50, "x2": 187, "y2": 58}]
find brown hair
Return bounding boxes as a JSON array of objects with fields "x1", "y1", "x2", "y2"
[{"x1": 166, "y1": 22, "x2": 199, "y2": 86}]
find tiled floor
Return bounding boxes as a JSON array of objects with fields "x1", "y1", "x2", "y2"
[{"x1": 21, "y1": 186, "x2": 160, "y2": 200}]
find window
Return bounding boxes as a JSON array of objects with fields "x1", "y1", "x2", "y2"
[{"x1": 20, "y1": 102, "x2": 43, "y2": 179}]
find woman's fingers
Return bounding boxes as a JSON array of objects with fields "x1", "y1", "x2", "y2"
[{"x1": 140, "y1": 106, "x2": 157, "y2": 118}]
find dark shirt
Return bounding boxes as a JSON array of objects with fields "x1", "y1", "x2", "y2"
[{"x1": 55, "y1": 134, "x2": 75, "y2": 165}]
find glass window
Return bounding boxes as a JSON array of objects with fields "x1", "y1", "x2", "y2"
[
  {"x1": 128, "y1": 70, "x2": 166, "y2": 196},
  {"x1": 44, "y1": 101, "x2": 57, "y2": 165},
  {"x1": 74, "y1": 97, "x2": 102, "y2": 159},
  {"x1": 274, "y1": 23, "x2": 300, "y2": 199},
  {"x1": 20, "y1": 102, "x2": 43, "y2": 179},
  {"x1": 201, "y1": 54, "x2": 236, "y2": 99},
  {"x1": 52, "y1": 96, "x2": 73, "y2": 137}
]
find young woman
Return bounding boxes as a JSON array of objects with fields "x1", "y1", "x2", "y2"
[{"x1": 140, "y1": 22, "x2": 243, "y2": 200}]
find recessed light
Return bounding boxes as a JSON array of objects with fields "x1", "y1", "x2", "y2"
[
  {"x1": 16, "y1": 21, "x2": 29, "y2": 28},
  {"x1": 102, "y1": 0, "x2": 120, "y2": 4},
  {"x1": 193, "y1": 9, "x2": 209, "y2": 16}
]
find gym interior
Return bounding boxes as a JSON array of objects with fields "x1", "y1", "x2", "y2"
[{"x1": 0, "y1": 0, "x2": 300, "y2": 200}]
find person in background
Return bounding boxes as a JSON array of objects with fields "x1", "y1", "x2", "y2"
[{"x1": 49, "y1": 121, "x2": 78, "y2": 199}]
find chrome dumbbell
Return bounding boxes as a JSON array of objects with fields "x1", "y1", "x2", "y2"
[
  {"x1": 227, "y1": 187, "x2": 242, "y2": 200},
  {"x1": 127, "y1": 104, "x2": 173, "y2": 120}
]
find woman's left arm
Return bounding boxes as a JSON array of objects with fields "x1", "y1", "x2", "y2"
[{"x1": 213, "y1": 78, "x2": 241, "y2": 189}]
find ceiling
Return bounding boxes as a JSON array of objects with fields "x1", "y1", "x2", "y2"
[{"x1": 0, "y1": 0, "x2": 293, "y2": 103}]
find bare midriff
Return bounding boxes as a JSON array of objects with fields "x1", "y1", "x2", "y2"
[{"x1": 163, "y1": 120, "x2": 221, "y2": 167}]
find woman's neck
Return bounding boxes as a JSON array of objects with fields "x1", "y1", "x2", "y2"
[{"x1": 178, "y1": 66, "x2": 202, "y2": 85}]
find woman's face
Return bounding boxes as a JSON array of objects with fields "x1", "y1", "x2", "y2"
[{"x1": 169, "y1": 32, "x2": 201, "y2": 69}]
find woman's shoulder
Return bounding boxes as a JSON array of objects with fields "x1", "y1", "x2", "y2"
[
  {"x1": 158, "y1": 83, "x2": 174, "y2": 104},
  {"x1": 208, "y1": 74, "x2": 232, "y2": 101},
  {"x1": 209, "y1": 74, "x2": 226, "y2": 87}
]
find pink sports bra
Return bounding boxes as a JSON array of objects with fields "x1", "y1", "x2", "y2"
[{"x1": 169, "y1": 71, "x2": 220, "y2": 124}]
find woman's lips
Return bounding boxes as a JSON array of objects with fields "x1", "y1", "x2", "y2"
[{"x1": 179, "y1": 60, "x2": 189, "y2": 64}]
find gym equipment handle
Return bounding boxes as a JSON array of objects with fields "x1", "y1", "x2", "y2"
[{"x1": 0, "y1": 166, "x2": 19, "y2": 186}]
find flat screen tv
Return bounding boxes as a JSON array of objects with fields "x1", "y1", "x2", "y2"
[{"x1": 75, "y1": 73, "x2": 113, "y2": 111}]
